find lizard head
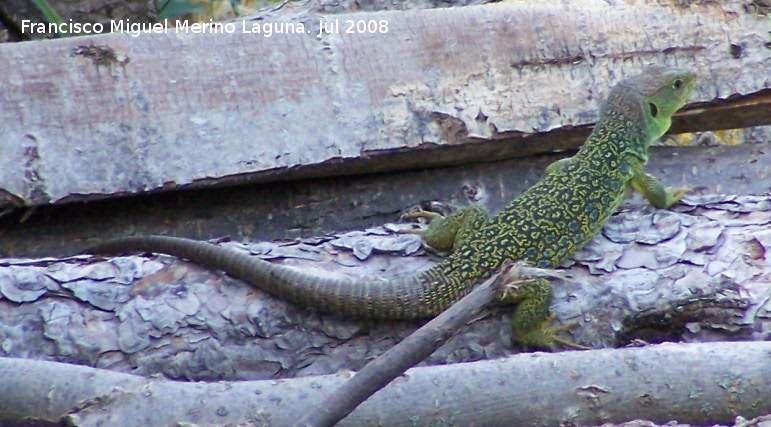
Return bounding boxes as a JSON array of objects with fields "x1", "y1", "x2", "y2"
[{"x1": 616, "y1": 66, "x2": 697, "y2": 141}]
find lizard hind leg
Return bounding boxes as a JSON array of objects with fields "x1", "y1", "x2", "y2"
[
  {"x1": 502, "y1": 277, "x2": 588, "y2": 351},
  {"x1": 402, "y1": 204, "x2": 490, "y2": 251}
]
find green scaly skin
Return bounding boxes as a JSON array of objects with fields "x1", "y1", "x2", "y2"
[{"x1": 82, "y1": 67, "x2": 696, "y2": 350}]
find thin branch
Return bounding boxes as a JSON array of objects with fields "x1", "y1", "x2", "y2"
[{"x1": 293, "y1": 262, "x2": 560, "y2": 427}]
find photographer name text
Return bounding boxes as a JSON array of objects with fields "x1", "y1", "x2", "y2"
[{"x1": 21, "y1": 18, "x2": 389, "y2": 38}]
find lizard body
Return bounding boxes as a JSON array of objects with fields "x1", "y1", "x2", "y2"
[{"x1": 83, "y1": 67, "x2": 696, "y2": 349}]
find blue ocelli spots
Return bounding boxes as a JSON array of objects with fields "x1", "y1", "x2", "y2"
[
  {"x1": 525, "y1": 248, "x2": 538, "y2": 259},
  {"x1": 619, "y1": 160, "x2": 630, "y2": 175},
  {"x1": 584, "y1": 205, "x2": 600, "y2": 221}
]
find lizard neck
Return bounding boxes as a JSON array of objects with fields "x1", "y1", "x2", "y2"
[
  {"x1": 580, "y1": 87, "x2": 655, "y2": 164},
  {"x1": 578, "y1": 118, "x2": 649, "y2": 165}
]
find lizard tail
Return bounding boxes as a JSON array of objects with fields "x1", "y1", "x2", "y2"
[{"x1": 81, "y1": 235, "x2": 448, "y2": 319}]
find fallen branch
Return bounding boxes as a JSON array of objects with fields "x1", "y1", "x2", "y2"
[
  {"x1": 294, "y1": 262, "x2": 561, "y2": 427},
  {"x1": 2, "y1": 341, "x2": 771, "y2": 426}
]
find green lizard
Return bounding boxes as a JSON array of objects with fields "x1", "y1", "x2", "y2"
[{"x1": 82, "y1": 66, "x2": 696, "y2": 350}]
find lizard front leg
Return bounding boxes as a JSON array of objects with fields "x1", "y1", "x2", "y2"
[{"x1": 628, "y1": 158, "x2": 688, "y2": 209}]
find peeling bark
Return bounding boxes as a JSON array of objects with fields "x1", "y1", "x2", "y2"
[
  {"x1": 0, "y1": 2, "x2": 768, "y2": 205},
  {"x1": 3, "y1": 144, "x2": 770, "y2": 259},
  {"x1": 0, "y1": 194, "x2": 769, "y2": 383}
]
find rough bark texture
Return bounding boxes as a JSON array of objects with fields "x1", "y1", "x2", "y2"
[
  {"x1": 1, "y1": 1, "x2": 769, "y2": 425},
  {"x1": 295, "y1": 266, "x2": 515, "y2": 427},
  {"x1": 3, "y1": 144, "x2": 770, "y2": 258},
  {"x1": 0, "y1": 194, "x2": 768, "y2": 383},
  {"x1": 0, "y1": 2, "x2": 768, "y2": 206},
  {"x1": 1, "y1": 342, "x2": 770, "y2": 426}
]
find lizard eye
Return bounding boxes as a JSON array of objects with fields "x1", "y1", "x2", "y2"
[
  {"x1": 672, "y1": 79, "x2": 684, "y2": 90},
  {"x1": 648, "y1": 103, "x2": 658, "y2": 118}
]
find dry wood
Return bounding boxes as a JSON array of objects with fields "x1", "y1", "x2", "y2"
[
  {"x1": 292, "y1": 271, "x2": 501, "y2": 427},
  {"x1": 674, "y1": 90, "x2": 771, "y2": 135},
  {"x1": 0, "y1": 194, "x2": 767, "y2": 383},
  {"x1": 0, "y1": 2, "x2": 768, "y2": 206},
  {"x1": 294, "y1": 264, "x2": 557, "y2": 427},
  {"x1": 3, "y1": 144, "x2": 770, "y2": 258},
  {"x1": 1, "y1": 341, "x2": 770, "y2": 426}
]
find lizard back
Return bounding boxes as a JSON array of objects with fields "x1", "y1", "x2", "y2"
[{"x1": 84, "y1": 67, "x2": 697, "y2": 321}]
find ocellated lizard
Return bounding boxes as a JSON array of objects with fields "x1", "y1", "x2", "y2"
[{"x1": 82, "y1": 66, "x2": 696, "y2": 350}]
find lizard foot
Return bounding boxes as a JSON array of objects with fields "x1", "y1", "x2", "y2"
[
  {"x1": 514, "y1": 314, "x2": 590, "y2": 351},
  {"x1": 400, "y1": 205, "x2": 490, "y2": 251},
  {"x1": 400, "y1": 210, "x2": 446, "y2": 223},
  {"x1": 499, "y1": 272, "x2": 588, "y2": 352},
  {"x1": 398, "y1": 210, "x2": 446, "y2": 236},
  {"x1": 664, "y1": 187, "x2": 690, "y2": 208}
]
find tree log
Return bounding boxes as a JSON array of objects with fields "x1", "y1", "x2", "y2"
[
  {"x1": 3, "y1": 144, "x2": 770, "y2": 258},
  {"x1": 1, "y1": 341, "x2": 770, "y2": 426},
  {"x1": 0, "y1": 2, "x2": 768, "y2": 206},
  {"x1": 0, "y1": 194, "x2": 768, "y2": 382}
]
